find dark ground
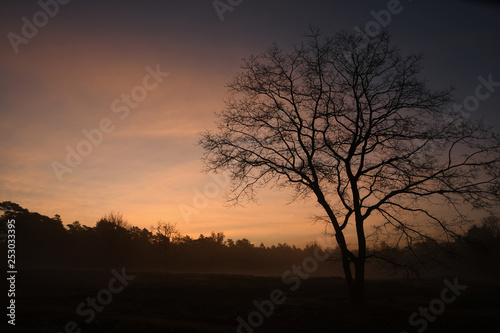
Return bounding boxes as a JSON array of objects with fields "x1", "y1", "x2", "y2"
[{"x1": 3, "y1": 269, "x2": 499, "y2": 333}]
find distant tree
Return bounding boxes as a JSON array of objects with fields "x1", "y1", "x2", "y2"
[
  {"x1": 179, "y1": 234, "x2": 193, "y2": 244},
  {"x1": 97, "y1": 212, "x2": 129, "y2": 229},
  {"x1": 463, "y1": 215, "x2": 500, "y2": 251},
  {"x1": 235, "y1": 238, "x2": 254, "y2": 250},
  {"x1": 153, "y1": 220, "x2": 179, "y2": 244},
  {"x1": 2, "y1": 201, "x2": 346, "y2": 274},
  {"x1": 200, "y1": 28, "x2": 500, "y2": 304},
  {"x1": 152, "y1": 221, "x2": 179, "y2": 270},
  {"x1": 129, "y1": 226, "x2": 153, "y2": 243},
  {"x1": 451, "y1": 215, "x2": 500, "y2": 278},
  {"x1": 480, "y1": 215, "x2": 500, "y2": 238},
  {"x1": 0, "y1": 201, "x2": 28, "y2": 217},
  {"x1": 95, "y1": 212, "x2": 131, "y2": 267},
  {"x1": 66, "y1": 221, "x2": 84, "y2": 234},
  {"x1": 0, "y1": 201, "x2": 67, "y2": 267},
  {"x1": 209, "y1": 231, "x2": 226, "y2": 245}
]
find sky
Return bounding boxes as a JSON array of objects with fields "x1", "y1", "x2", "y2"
[{"x1": 1, "y1": 0, "x2": 499, "y2": 247}]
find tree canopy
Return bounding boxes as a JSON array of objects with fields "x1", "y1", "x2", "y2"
[{"x1": 200, "y1": 28, "x2": 500, "y2": 303}]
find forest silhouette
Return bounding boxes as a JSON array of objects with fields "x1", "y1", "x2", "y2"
[{"x1": 1, "y1": 201, "x2": 499, "y2": 281}]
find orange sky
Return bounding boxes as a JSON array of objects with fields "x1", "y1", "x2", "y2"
[{"x1": 1, "y1": 0, "x2": 499, "y2": 247}]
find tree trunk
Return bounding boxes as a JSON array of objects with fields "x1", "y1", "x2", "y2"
[
  {"x1": 353, "y1": 258, "x2": 366, "y2": 305},
  {"x1": 352, "y1": 215, "x2": 367, "y2": 306},
  {"x1": 315, "y1": 190, "x2": 367, "y2": 306},
  {"x1": 334, "y1": 225, "x2": 367, "y2": 306},
  {"x1": 339, "y1": 244, "x2": 355, "y2": 299},
  {"x1": 339, "y1": 249, "x2": 366, "y2": 306}
]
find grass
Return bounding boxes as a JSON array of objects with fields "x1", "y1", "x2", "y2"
[{"x1": 6, "y1": 269, "x2": 500, "y2": 332}]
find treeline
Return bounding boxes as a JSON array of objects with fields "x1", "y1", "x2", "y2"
[
  {"x1": 0, "y1": 201, "x2": 338, "y2": 275},
  {"x1": 1, "y1": 201, "x2": 499, "y2": 279},
  {"x1": 368, "y1": 216, "x2": 500, "y2": 280}
]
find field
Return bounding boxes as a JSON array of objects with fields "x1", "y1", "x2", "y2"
[{"x1": 5, "y1": 269, "x2": 499, "y2": 333}]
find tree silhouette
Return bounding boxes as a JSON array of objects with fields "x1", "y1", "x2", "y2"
[
  {"x1": 0, "y1": 201, "x2": 68, "y2": 267},
  {"x1": 153, "y1": 221, "x2": 179, "y2": 271},
  {"x1": 200, "y1": 28, "x2": 500, "y2": 304},
  {"x1": 95, "y1": 212, "x2": 130, "y2": 268}
]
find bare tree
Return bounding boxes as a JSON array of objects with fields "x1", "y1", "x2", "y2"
[
  {"x1": 199, "y1": 28, "x2": 500, "y2": 304},
  {"x1": 95, "y1": 212, "x2": 130, "y2": 268},
  {"x1": 154, "y1": 220, "x2": 179, "y2": 242},
  {"x1": 480, "y1": 215, "x2": 500, "y2": 238},
  {"x1": 153, "y1": 221, "x2": 179, "y2": 271}
]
